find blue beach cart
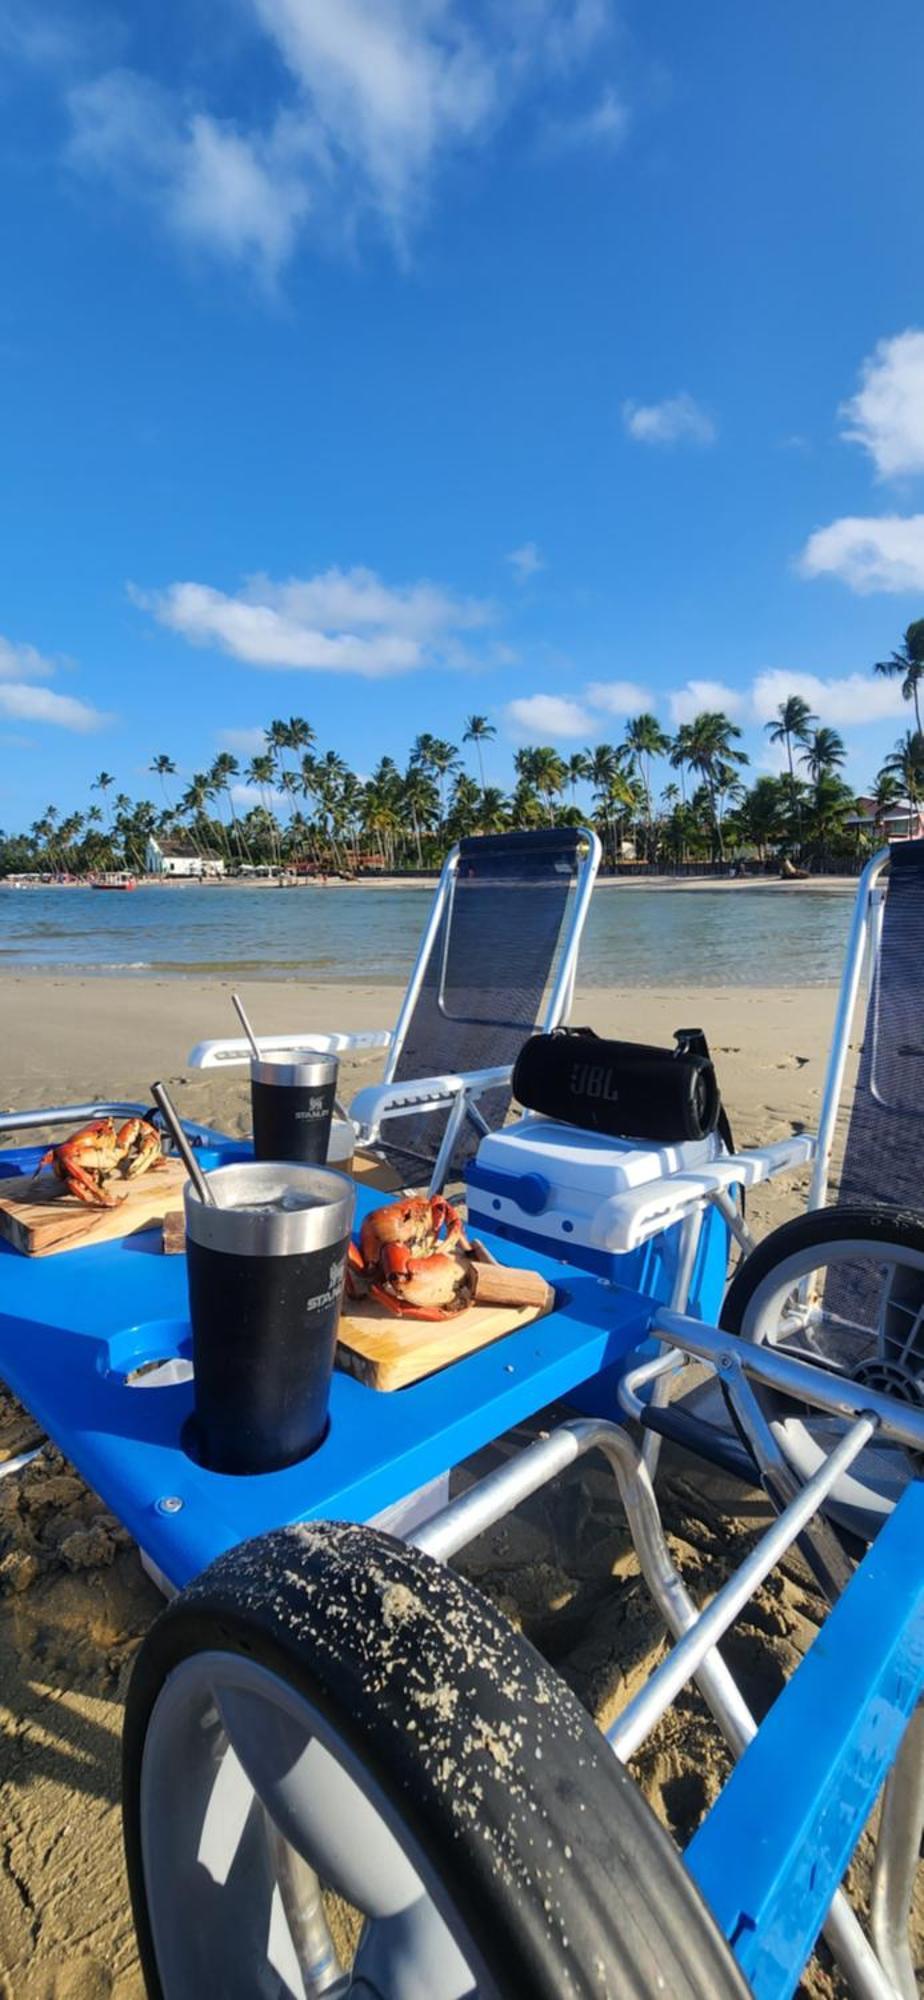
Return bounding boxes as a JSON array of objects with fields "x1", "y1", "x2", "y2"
[{"x1": 0, "y1": 839, "x2": 923, "y2": 1996}]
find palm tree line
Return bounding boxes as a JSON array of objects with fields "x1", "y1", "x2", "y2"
[{"x1": 2, "y1": 623, "x2": 923, "y2": 878}]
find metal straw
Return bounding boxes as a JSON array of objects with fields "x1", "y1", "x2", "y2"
[
  {"x1": 233, "y1": 989, "x2": 349, "y2": 1124},
  {"x1": 150, "y1": 1080, "x2": 217, "y2": 1207},
  {"x1": 231, "y1": 991, "x2": 262, "y2": 1064}
]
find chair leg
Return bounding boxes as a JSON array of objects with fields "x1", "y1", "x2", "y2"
[
  {"x1": 641, "y1": 1210, "x2": 705, "y2": 1479},
  {"x1": 871, "y1": 1701, "x2": 924, "y2": 2000},
  {"x1": 426, "y1": 1090, "x2": 470, "y2": 1197}
]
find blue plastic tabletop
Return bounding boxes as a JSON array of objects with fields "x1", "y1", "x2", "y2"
[{"x1": 0, "y1": 1145, "x2": 654, "y2": 1588}]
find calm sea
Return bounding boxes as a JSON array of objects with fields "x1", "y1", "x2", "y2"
[{"x1": 0, "y1": 883, "x2": 851, "y2": 986}]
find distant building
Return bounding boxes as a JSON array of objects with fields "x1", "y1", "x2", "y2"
[
  {"x1": 145, "y1": 836, "x2": 225, "y2": 878},
  {"x1": 843, "y1": 797, "x2": 924, "y2": 842}
]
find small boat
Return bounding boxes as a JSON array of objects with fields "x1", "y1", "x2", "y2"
[{"x1": 91, "y1": 875, "x2": 138, "y2": 892}]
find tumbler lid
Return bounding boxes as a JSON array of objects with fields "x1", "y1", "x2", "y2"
[
  {"x1": 184, "y1": 1161, "x2": 354, "y2": 1257},
  {"x1": 250, "y1": 1049, "x2": 339, "y2": 1090}
]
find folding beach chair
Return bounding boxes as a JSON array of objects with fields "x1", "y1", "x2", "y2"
[
  {"x1": 188, "y1": 828, "x2": 601, "y2": 1194},
  {"x1": 575, "y1": 839, "x2": 924, "y2": 1495}
]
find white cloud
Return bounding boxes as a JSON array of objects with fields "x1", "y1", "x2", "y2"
[
  {"x1": 585, "y1": 679, "x2": 653, "y2": 716},
  {"x1": 506, "y1": 541, "x2": 544, "y2": 583},
  {"x1": 668, "y1": 679, "x2": 745, "y2": 725},
  {"x1": 217, "y1": 727, "x2": 269, "y2": 757},
  {"x1": 133, "y1": 566, "x2": 493, "y2": 679},
  {"x1": 542, "y1": 86, "x2": 629, "y2": 153},
  {"x1": 67, "y1": 71, "x2": 312, "y2": 282},
  {"x1": 0, "y1": 629, "x2": 107, "y2": 730},
  {"x1": 622, "y1": 393, "x2": 716, "y2": 448},
  {"x1": 798, "y1": 515, "x2": 924, "y2": 594},
  {"x1": 840, "y1": 330, "x2": 924, "y2": 479},
  {"x1": 751, "y1": 669, "x2": 906, "y2": 729},
  {"x1": 62, "y1": 2, "x2": 621, "y2": 277},
  {"x1": 505, "y1": 693, "x2": 594, "y2": 738},
  {"x1": 0, "y1": 635, "x2": 55, "y2": 682},
  {"x1": 0, "y1": 684, "x2": 108, "y2": 732},
  {"x1": 230, "y1": 781, "x2": 288, "y2": 810}
]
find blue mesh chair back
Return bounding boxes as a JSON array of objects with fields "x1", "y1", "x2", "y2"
[{"x1": 379, "y1": 829, "x2": 586, "y2": 1185}]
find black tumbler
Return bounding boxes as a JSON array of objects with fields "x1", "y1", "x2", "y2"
[
  {"x1": 250, "y1": 1051, "x2": 339, "y2": 1165},
  {"x1": 184, "y1": 1161, "x2": 354, "y2": 1476}
]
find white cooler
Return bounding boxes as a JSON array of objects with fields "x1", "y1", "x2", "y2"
[{"x1": 465, "y1": 1116, "x2": 726, "y2": 1285}]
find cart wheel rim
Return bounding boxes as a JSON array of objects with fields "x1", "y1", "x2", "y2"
[
  {"x1": 138, "y1": 1649, "x2": 482, "y2": 1999},
  {"x1": 735, "y1": 1233, "x2": 924, "y2": 1535}
]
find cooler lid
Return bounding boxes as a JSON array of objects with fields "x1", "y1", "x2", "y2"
[{"x1": 469, "y1": 1116, "x2": 718, "y2": 1193}]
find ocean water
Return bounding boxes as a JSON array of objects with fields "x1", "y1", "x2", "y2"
[{"x1": 0, "y1": 882, "x2": 851, "y2": 986}]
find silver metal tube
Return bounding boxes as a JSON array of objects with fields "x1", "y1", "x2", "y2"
[
  {"x1": 870, "y1": 1703, "x2": 924, "y2": 2000},
  {"x1": 427, "y1": 1088, "x2": 474, "y2": 1197},
  {"x1": 807, "y1": 846, "x2": 889, "y2": 1213},
  {"x1": 412, "y1": 1415, "x2": 891, "y2": 2000},
  {"x1": 540, "y1": 829, "x2": 602, "y2": 1031},
  {"x1": 263, "y1": 1813, "x2": 340, "y2": 1994},
  {"x1": 608, "y1": 1415, "x2": 876, "y2": 1761},
  {"x1": 0, "y1": 1100, "x2": 147, "y2": 1134},
  {"x1": 383, "y1": 850, "x2": 458, "y2": 1085},
  {"x1": 650, "y1": 1307, "x2": 924, "y2": 1452},
  {"x1": 617, "y1": 1350, "x2": 685, "y2": 1422},
  {"x1": 0, "y1": 1446, "x2": 43, "y2": 1481},
  {"x1": 641, "y1": 1209, "x2": 704, "y2": 1479},
  {"x1": 412, "y1": 1427, "x2": 585, "y2": 1562},
  {"x1": 712, "y1": 1186, "x2": 756, "y2": 1256},
  {"x1": 413, "y1": 1417, "x2": 756, "y2": 1750}
]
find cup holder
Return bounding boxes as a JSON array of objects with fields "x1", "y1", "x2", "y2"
[{"x1": 101, "y1": 1318, "x2": 193, "y2": 1388}]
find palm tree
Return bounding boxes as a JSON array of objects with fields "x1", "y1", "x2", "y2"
[
  {"x1": 462, "y1": 714, "x2": 496, "y2": 790},
  {"x1": 427, "y1": 740, "x2": 460, "y2": 823},
  {"x1": 565, "y1": 751, "x2": 591, "y2": 804},
  {"x1": 477, "y1": 787, "x2": 509, "y2": 833},
  {"x1": 871, "y1": 769, "x2": 903, "y2": 833},
  {"x1": 401, "y1": 764, "x2": 438, "y2": 867},
  {"x1": 686, "y1": 712, "x2": 749, "y2": 860},
  {"x1": 800, "y1": 726, "x2": 846, "y2": 784},
  {"x1": 670, "y1": 723, "x2": 695, "y2": 803},
  {"x1": 622, "y1": 713, "x2": 671, "y2": 861},
  {"x1": 874, "y1": 621, "x2": 924, "y2": 733},
  {"x1": 882, "y1": 730, "x2": 924, "y2": 809},
  {"x1": 149, "y1": 754, "x2": 176, "y2": 808},
  {"x1": 765, "y1": 695, "x2": 817, "y2": 845},
  {"x1": 92, "y1": 771, "x2": 116, "y2": 827}
]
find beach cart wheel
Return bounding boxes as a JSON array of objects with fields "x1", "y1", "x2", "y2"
[
  {"x1": 123, "y1": 1521, "x2": 747, "y2": 2000},
  {"x1": 723, "y1": 1204, "x2": 924, "y2": 1539}
]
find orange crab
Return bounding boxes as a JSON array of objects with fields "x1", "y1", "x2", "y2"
[
  {"x1": 347, "y1": 1195, "x2": 475, "y2": 1321},
  {"x1": 35, "y1": 1116, "x2": 165, "y2": 1208}
]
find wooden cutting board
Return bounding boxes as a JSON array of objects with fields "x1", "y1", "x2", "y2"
[
  {"x1": 0, "y1": 1159, "x2": 187, "y2": 1257},
  {"x1": 336, "y1": 1289, "x2": 553, "y2": 1392}
]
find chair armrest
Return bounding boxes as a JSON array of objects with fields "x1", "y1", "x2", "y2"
[
  {"x1": 350, "y1": 1066, "x2": 512, "y2": 1145},
  {"x1": 591, "y1": 1135, "x2": 816, "y2": 1253},
  {"x1": 188, "y1": 1031, "x2": 393, "y2": 1070}
]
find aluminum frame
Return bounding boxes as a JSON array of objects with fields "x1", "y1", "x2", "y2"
[{"x1": 410, "y1": 1309, "x2": 924, "y2": 1998}]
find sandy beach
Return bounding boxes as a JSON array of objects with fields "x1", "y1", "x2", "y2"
[{"x1": 0, "y1": 970, "x2": 914, "y2": 1997}]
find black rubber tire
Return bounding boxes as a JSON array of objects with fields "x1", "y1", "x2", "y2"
[
  {"x1": 723, "y1": 1205, "x2": 924, "y2": 1340},
  {"x1": 123, "y1": 1521, "x2": 747, "y2": 2000},
  {"x1": 722, "y1": 1205, "x2": 924, "y2": 1532}
]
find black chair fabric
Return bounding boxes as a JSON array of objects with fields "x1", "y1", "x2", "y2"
[
  {"x1": 380, "y1": 829, "x2": 584, "y2": 1185},
  {"x1": 838, "y1": 837, "x2": 924, "y2": 1214}
]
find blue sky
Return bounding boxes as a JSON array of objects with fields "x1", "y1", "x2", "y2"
[{"x1": 3, "y1": 0, "x2": 924, "y2": 828}]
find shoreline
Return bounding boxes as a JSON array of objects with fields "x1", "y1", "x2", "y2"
[{"x1": 0, "y1": 871, "x2": 859, "y2": 895}]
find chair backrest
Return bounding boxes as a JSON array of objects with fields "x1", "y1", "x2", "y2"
[
  {"x1": 838, "y1": 837, "x2": 924, "y2": 1214},
  {"x1": 379, "y1": 828, "x2": 597, "y2": 1185}
]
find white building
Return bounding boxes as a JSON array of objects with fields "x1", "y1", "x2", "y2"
[{"x1": 145, "y1": 836, "x2": 225, "y2": 878}]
